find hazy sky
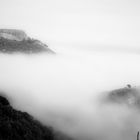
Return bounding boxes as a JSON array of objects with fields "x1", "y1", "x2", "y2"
[{"x1": 0, "y1": 0, "x2": 140, "y2": 48}]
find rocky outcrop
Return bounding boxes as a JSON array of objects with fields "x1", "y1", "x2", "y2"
[
  {"x1": 0, "y1": 29, "x2": 28, "y2": 41},
  {"x1": 0, "y1": 29, "x2": 54, "y2": 54},
  {"x1": 104, "y1": 86, "x2": 140, "y2": 108}
]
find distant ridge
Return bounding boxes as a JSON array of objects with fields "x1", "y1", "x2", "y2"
[
  {"x1": 0, "y1": 29, "x2": 54, "y2": 54},
  {"x1": 0, "y1": 29, "x2": 28, "y2": 41},
  {"x1": 104, "y1": 86, "x2": 140, "y2": 108}
]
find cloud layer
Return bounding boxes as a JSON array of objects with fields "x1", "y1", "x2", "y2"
[{"x1": 0, "y1": 48, "x2": 140, "y2": 140}]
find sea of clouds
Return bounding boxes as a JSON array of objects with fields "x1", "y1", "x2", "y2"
[{"x1": 0, "y1": 46, "x2": 140, "y2": 140}]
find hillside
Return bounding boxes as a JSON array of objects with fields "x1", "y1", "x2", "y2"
[
  {"x1": 0, "y1": 29, "x2": 28, "y2": 41},
  {"x1": 0, "y1": 95, "x2": 73, "y2": 140},
  {"x1": 0, "y1": 29, "x2": 54, "y2": 54},
  {"x1": 104, "y1": 85, "x2": 140, "y2": 108}
]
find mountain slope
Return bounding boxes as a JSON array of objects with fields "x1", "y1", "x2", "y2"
[
  {"x1": 104, "y1": 86, "x2": 140, "y2": 108},
  {"x1": 0, "y1": 95, "x2": 73, "y2": 140},
  {"x1": 0, "y1": 29, "x2": 54, "y2": 54}
]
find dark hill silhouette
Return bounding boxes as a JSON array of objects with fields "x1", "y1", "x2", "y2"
[{"x1": 0, "y1": 95, "x2": 73, "y2": 140}]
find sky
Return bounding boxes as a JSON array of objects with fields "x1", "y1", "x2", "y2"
[{"x1": 0, "y1": 0, "x2": 140, "y2": 49}]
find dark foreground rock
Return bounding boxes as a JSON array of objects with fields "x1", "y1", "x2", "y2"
[
  {"x1": 0, "y1": 29, "x2": 54, "y2": 54},
  {"x1": 0, "y1": 95, "x2": 73, "y2": 140}
]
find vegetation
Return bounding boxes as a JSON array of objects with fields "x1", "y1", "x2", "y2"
[
  {"x1": 0, "y1": 37, "x2": 54, "y2": 54},
  {"x1": 137, "y1": 131, "x2": 139, "y2": 140},
  {"x1": 106, "y1": 85, "x2": 140, "y2": 107},
  {"x1": 0, "y1": 95, "x2": 72, "y2": 140}
]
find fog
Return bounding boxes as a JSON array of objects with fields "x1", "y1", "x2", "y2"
[{"x1": 0, "y1": 47, "x2": 140, "y2": 140}]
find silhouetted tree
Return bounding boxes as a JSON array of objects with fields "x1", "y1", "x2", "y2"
[{"x1": 137, "y1": 131, "x2": 139, "y2": 140}]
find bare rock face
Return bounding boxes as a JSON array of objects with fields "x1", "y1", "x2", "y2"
[
  {"x1": 0, "y1": 29, "x2": 54, "y2": 54},
  {"x1": 0, "y1": 29, "x2": 28, "y2": 41}
]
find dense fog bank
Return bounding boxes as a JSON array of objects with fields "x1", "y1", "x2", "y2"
[{"x1": 0, "y1": 47, "x2": 140, "y2": 140}]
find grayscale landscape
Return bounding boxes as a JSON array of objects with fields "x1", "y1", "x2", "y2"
[{"x1": 0, "y1": 0, "x2": 140, "y2": 140}]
